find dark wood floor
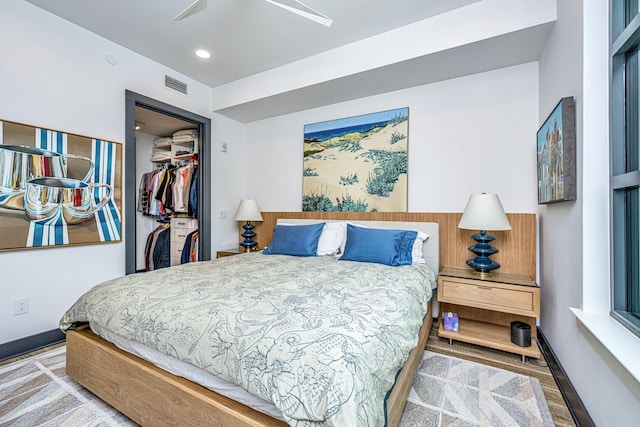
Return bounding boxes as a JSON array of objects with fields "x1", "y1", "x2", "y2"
[{"x1": 426, "y1": 323, "x2": 576, "y2": 427}]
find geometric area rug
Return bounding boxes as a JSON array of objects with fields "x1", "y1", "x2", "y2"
[
  {"x1": 0, "y1": 346, "x2": 553, "y2": 427},
  {"x1": 400, "y1": 351, "x2": 555, "y2": 427},
  {"x1": 0, "y1": 346, "x2": 136, "y2": 427}
]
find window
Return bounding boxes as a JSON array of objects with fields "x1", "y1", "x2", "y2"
[{"x1": 611, "y1": 0, "x2": 640, "y2": 337}]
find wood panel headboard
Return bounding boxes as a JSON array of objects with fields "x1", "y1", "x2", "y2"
[{"x1": 243, "y1": 212, "x2": 536, "y2": 280}]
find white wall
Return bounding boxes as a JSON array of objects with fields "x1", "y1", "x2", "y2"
[
  {"x1": 210, "y1": 113, "x2": 248, "y2": 251},
  {"x1": 537, "y1": 0, "x2": 584, "y2": 355},
  {"x1": 538, "y1": 0, "x2": 640, "y2": 424},
  {"x1": 0, "y1": 1, "x2": 214, "y2": 344},
  {"x1": 241, "y1": 63, "x2": 540, "y2": 216}
]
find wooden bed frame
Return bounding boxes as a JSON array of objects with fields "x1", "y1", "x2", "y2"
[
  {"x1": 66, "y1": 212, "x2": 536, "y2": 426},
  {"x1": 66, "y1": 307, "x2": 432, "y2": 427}
]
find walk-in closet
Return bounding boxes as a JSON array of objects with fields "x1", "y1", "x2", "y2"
[
  {"x1": 125, "y1": 91, "x2": 211, "y2": 275},
  {"x1": 135, "y1": 112, "x2": 200, "y2": 271}
]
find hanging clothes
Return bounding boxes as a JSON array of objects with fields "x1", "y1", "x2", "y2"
[
  {"x1": 152, "y1": 227, "x2": 171, "y2": 269},
  {"x1": 137, "y1": 172, "x2": 152, "y2": 214},
  {"x1": 172, "y1": 165, "x2": 194, "y2": 213},
  {"x1": 144, "y1": 223, "x2": 170, "y2": 271},
  {"x1": 137, "y1": 164, "x2": 198, "y2": 219},
  {"x1": 154, "y1": 165, "x2": 177, "y2": 213},
  {"x1": 181, "y1": 229, "x2": 199, "y2": 264},
  {"x1": 190, "y1": 231, "x2": 199, "y2": 262},
  {"x1": 188, "y1": 166, "x2": 198, "y2": 217},
  {"x1": 148, "y1": 170, "x2": 164, "y2": 216}
]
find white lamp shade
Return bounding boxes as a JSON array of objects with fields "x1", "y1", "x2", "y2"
[
  {"x1": 233, "y1": 199, "x2": 263, "y2": 221},
  {"x1": 458, "y1": 193, "x2": 511, "y2": 231}
]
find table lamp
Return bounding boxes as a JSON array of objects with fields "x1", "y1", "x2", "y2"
[
  {"x1": 458, "y1": 193, "x2": 511, "y2": 278},
  {"x1": 233, "y1": 199, "x2": 263, "y2": 252}
]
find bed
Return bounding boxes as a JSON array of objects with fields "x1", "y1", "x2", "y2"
[{"x1": 61, "y1": 218, "x2": 440, "y2": 426}]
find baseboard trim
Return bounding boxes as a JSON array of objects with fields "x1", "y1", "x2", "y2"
[
  {"x1": 538, "y1": 327, "x2": 595, "y2": 427},
  {"x1": 0, "y1": 329, "x2": 66, "y2": 362}
]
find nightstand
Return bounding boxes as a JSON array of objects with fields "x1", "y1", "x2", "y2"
[
  {"x1": 216, "y1": 248, "x2": 241, "y2": 258},
  {"x1": 437, "y1": 266, "x2": 541, "y2": 361}
]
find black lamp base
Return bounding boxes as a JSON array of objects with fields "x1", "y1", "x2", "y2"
[
  {"x1": 239, "y1": 221, "x2": 258, "y2": 252},
  {"x1": 466, "y1": 230, "x2": 500, "y2": 278}
]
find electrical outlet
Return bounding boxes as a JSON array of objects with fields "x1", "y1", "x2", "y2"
[
  {"x1": 14, "y1": 298, "x2": 29, "y2": 315},
  {"x1": 219, "y1": 210, "x2": 227, "y2": 219}
]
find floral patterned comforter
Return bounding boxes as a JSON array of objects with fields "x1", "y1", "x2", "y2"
[{"x1": 60, "y1": 253, "x2": 435, "y2": 426}]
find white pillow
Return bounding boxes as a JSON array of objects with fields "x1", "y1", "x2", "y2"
[
  {"x1": 316, "y1": 222, "x2": 346, "y2": 256},
  {"x1": 412, "y1": 231, "x2": 429, "y2": 264},
  {"x1": 342, "y1": 223, "x2": 428, "y2": 264},
  {"x1": 278, "y1": 221, "x2": 346, "y2": 256}
]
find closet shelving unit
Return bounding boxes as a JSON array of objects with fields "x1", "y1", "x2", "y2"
[
  {"x1": 143, "y1": 129, "x2": 200, "y2": 270},
  {"x1": 151, "y1": 137, "x2": 198, "y2": 166},
  {"x1": 171, "y1": 139, "x2": 198, "y2": 161}
]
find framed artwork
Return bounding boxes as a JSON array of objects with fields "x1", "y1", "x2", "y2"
[
  {"x1": 0, "y1": 119, "x2": 122, "y2": 251},
  {"x1": 302, "y1": 107, "x2": 409, "y2": 212},
  {"x1": 536, "y1": 97, "x2": 576, "y2": 204}
]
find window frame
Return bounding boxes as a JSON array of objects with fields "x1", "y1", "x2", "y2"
[{"x1": 611, "y1": 0, "x2": 640, "y2": 337}]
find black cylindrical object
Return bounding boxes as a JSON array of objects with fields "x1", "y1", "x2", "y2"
[{"x1": 511, "y1": 321, "x2": 531, "y2": 347}]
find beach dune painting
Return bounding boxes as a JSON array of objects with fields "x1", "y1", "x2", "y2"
[{"x1": 303, "y1": 108, "x2": 409, "y2": 212}]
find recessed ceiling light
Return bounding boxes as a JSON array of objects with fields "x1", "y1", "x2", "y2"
[{"x1": 195, "y1": 49, "x2": 211, "y2": 59}]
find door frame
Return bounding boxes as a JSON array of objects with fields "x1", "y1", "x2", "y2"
[{"x1": 124, "y1": 90, "x2": 211, "y2": 274}]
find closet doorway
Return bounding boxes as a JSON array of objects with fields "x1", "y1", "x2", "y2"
[{"x1": 125, "y1": 91, "x2": 211, "y2": 274}]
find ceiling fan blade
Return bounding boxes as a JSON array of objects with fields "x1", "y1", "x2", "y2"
[
  {"x1": 173, "y1": 0, "x2": 208, "y2": 21},
  {"x1": 263, "y1": 0, "x2": 333, "y2": 27}
]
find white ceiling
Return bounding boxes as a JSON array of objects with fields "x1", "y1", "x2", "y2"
[
  {"x1": 24, "y1": 0, "x2": 481, "y2": 88},
  {"x1": 24, "y1": 0, "x2": 555, "y2": 123}
]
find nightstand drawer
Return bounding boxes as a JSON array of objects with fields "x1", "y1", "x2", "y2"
[{"x1": 439, "y1": 278, "x2": 538, "y2": 316}]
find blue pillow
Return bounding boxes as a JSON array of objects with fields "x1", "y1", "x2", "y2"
[
  {"x1": 263, "y1": 223, "x2": 326, "y2": 256},
  {"x1": 340, "y1": 224, "x2": 418, "y2": 266}
]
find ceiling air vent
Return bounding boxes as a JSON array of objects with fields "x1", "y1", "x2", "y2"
[{"x1": 164, "y1": 75, "x2": 188, "y2": 95}]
